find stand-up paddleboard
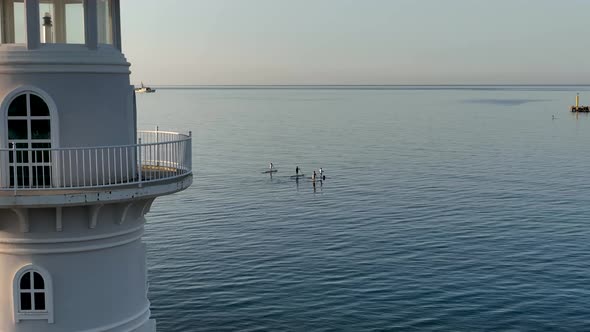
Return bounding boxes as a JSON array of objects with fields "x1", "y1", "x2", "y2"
[
  {"x1": 262, "y1": 170, "x2": 278, "y2": 174},
  {"x1": 309, "y1": 176, "x2": 326, "y2": 181},
  {"x1": 290, "y1": 174, "x2": 305, "y2": 178}
]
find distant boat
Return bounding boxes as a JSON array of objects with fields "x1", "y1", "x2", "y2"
[{"x1": 135, "y1": 82, "x2": 156, "y2": 93}]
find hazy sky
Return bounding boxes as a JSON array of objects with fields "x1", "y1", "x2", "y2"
[{"x1": 121, "y1": 0, "x2": 590, "y2": 85}]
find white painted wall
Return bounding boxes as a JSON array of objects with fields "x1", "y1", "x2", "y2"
[
  {"x1": 0, "y1": 68, "x2": 135, "y2": 148},
  {"x1": 0, "y1": 203, "x2": 156, "y2": 332}
]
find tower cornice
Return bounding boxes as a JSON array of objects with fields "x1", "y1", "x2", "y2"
[{"x1": 0, "y1": 44, "x2": 130, "y2": 74}]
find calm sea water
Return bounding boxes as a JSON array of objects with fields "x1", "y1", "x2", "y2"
[{"x1": 137, "y1": 86, "x2": 590, "y2": 331}]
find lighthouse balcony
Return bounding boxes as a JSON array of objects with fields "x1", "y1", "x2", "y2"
[{"x1": 0, "y1": 130, "x2": 192, "y2": 207}]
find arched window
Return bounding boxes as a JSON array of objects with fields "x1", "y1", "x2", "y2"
[
  {"x1": 13, "y1": 265, "x2": 54, "y2": 323},
  {"x1": 7, "y1": 93, "x2": 52, "y2": 188}
]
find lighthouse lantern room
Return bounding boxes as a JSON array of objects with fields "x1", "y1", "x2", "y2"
[{"x1": 0, "y1": 1, "x2": 193, "y2": 331}]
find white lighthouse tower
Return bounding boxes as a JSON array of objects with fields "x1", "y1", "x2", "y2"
[{"x1": 0, "y1": 1, "x2": 192, "y2": 331}]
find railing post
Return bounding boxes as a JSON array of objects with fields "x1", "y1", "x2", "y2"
[
  {"x1": 188, "y1": 131, "x2": 192, "y2": 174},
  {"x1": 11, "y1": 142, "x2": 17, "y2": 195},
  {"x1": 155, "y1": 126, "x2": 160, "y2": 167},
  {"x1": 138, "y1": 138, "x2": 143, "y2": 187}
]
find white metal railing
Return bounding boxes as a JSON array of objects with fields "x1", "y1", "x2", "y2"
[{"x1": 0, "y1": 130, "x2": 192, "y2": 192}]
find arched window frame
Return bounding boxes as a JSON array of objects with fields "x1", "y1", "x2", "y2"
[
  {"x1": 0, "y1": 86, "x2": 59, "y2": 188},
  {"x1": 13, "y1": 264, "x2": 54, "y2": 324}
]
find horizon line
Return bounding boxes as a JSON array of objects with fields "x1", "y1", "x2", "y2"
[
  {"x1": 134, "y1": 84, "x2": 590, "y2": 91},
  {"x1": 141, "y1": 84, "x2": 590, "y2": 87}
]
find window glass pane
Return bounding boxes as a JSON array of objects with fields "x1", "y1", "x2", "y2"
[
  {"x1": 31, "y1": 120, "x2": 51, "y2": 139},
  {"x1": 9, "y1": 166, "x2": 30, "y2": 187},
  {"x1": 8, "y1": 120, "x2": 28, "y2": 140},
  {"x1": 66, "y1": 1, "x2": 85, "y2": 44},
  {"x1": 8, "y1": 144, "x2": 26, "y2": 163},
  {"x1": 33, "y1": 272, "x2": 45, "y2": 290},
  {"x1": 30, "y1": 95, "x2": 50, "y2": 116},
  {"x1": 33, "y1": 150, "x2": 50, "y2": 163},
  {"x1": 20, "y1": 272, "x2": 31, "y2": 289},
  {"x1": 32, "y1": 142, "x2": 51, "y2": 149},
  {"x1": 0, "y1": 1, "x2": 25, "y2": 43},
  {"x1": 33, "y1": 150, "x2": 51, "y2": 163},
  {"x1": 13, "y1": 1, "x2": 25, "y2": 43},
  {"x1": 32, "y1": 143, "x2": 51, "y2": 164},
  {"x1": 34, "y1": 293, "x2": 46, "y2": 310},
  {"x1": 12, "y1": 143, "x2": 29, "y2": 164},
  {"x1": 7, "y1": 166, "x2": 31, "y2": 186},
  {"x1": 32, "y1": 166, "x2": 52, "y2": 186},
  {"x1": 20, "y1": 293, "x2": 32, "y2": 311},
  {"x1": 39, "y1": 1, "x2": 55, "y2": 43},
  {"x1": 97, "y1": 0, "x2": 112, "y2": 44},
  {"x1": 40, "y1": 0, "x2": 85, "y2": 44},
  {"x1": 8, "y1": 95, "x2": 27, "y2": 117},
  {"x1": 9, "y1": 166, "x2": 14, "y2": 186},
  {"x1": 15, "y1": 166, "x2": 30, "y2": 187}
]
